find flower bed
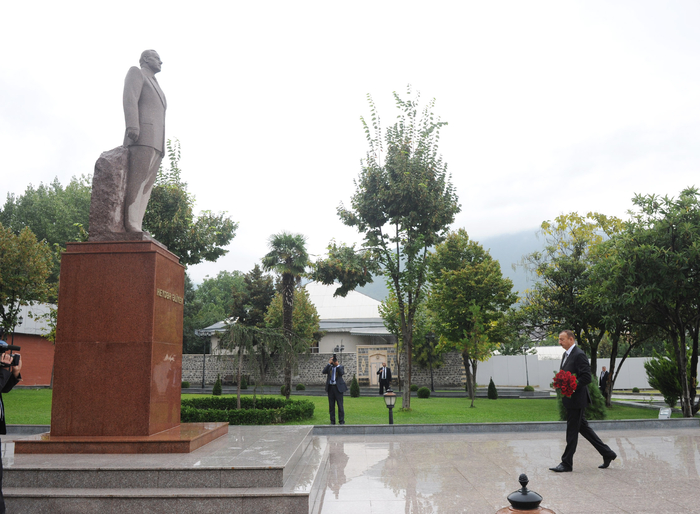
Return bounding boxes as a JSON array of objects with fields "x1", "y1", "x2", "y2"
[{"x1": 181, "y1": 397, "x2": 315, "y2": 425}]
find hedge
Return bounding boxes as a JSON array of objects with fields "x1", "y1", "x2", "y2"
[{"x1": 181, "y1": 396, "x2": 315, "y2": 425}]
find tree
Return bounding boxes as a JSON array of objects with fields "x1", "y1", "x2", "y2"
[
  {"x1": 144, "y1": 139, "x2": 238, "y2": 266},
  {"x1": 0, "y1": 175, "x2": 91, "y2": 286},
  {"x1": 262, "y1": 232, "x2": 310, "y2": 399},
  {"x1": 312, "y1": 88, "x2": 460, "y2": 409},
  {"x1": 0, "y1": 224, "x2": 53, "y2": 334},
  {"x1": 593, "y1": 188, "x2": 700, "y2": 417},
  {"x1": 519, "y1": 212, "x2": 625, "y2": 374},
  {"x1": 231, "y1": 264, "x2": 275, "y2": 329},
  {"x1": 265, "y1": 287, "x2": 321, "y2": 346},
  {"x1": 379, "y1": 291, "x2": 443, "y2": 392},
  {"x1": 182, "y1": 270, "x2": 246, "y2": 354},
  {"x1": 428, "y1": 229, "x2": 517, "y2": 407}
]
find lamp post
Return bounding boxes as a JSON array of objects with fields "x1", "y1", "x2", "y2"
[
  {"x1": 383, "y1": 391, "x2": 397, "y2": 424},
  {"x1": 522, "y1": 344, "x2": 530, "y2": 387},
  {"x1": 333, "y1": 343, "x2": 345, "y2": 364},
  {"x1": 195, "y1": 329, "x2": 212, "y2": 389}
]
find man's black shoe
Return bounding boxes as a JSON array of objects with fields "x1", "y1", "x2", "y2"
[
  {"x1": 549, "y1": 464, "x2": 572, "y2": 472},
  {"x1": 599, "y1": 453, "x2": 617, "y2": 469}
]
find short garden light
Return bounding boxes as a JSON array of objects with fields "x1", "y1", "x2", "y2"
[{"x1": 383, "y1": 391, "x2": 397, "y2": 424}]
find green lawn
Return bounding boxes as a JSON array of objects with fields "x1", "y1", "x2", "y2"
[{"x1": 7, "y1": 389, "x2": 685, "y2": 426}]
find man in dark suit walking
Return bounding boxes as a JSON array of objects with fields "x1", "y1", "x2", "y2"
[
  {"x1": 377, "y1": 362, "x2": 392, "y2": 395},
  {"x1": 599, "y1": 366, "x2": 610, "y2": 400},
  {"x1": 323, "y1": 355, "x2": 347, "y2": 425},
  {"x1": 550, "y1": 330, "x2": 617, "y2": 472}
]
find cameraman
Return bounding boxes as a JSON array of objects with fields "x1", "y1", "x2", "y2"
[
  {"x1": 0, "y1": 336, "x2": 22, "y2": 514},
  {"x1": 322, "y1": 355, "x2": 346, "y2": 425}
]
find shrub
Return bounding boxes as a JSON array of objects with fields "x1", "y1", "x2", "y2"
[
  {"x1": 487, "y1": 378, "x2": 498, "y2": 400},
  {"x1": 181, "y1": 397, "x2": 315, "y2": 425},
  {"x1": 556, "y1": 381, "x2": 607, "y2": 421},
  {"x1": 410, "y1": 384, "x2": 419, "y2": 392},
  {"x1": 586, "y1": 380, "x2": 607, "y2": 420},
  {"x1": 181, "y1": 381, "x2": 190, "y2": 389},
  {"x1": 212, "y1": 374, "x2": 222, "y2": 396},
  {"x1": 417, "y1": 387, "x2": 431, "y2": 398},
  {"x1": 296, "y1": 383, "x2": 306, "y2": 391},
  {"x1": 240, "y1": 375, "x2": 248, "y2": 390},
  {"x1": 280, "y1": 385, "x2": 290, "y2": 396},
  {"x1": 350, "y1": 374, "x2": 360, "y2": 397},
  {"x1": 632, "y1": 387, "x2": 640, "y2": 393},
  {"x1": 644, "y1": 349, "x2": 688, "y2": 408},
  {"x1": 523, "y1": 385, "x2": 534, "y2": 392}
]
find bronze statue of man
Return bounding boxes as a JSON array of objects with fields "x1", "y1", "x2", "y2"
[{"x1": 122, "y1": 49, "x2": 167, "y2": 233}]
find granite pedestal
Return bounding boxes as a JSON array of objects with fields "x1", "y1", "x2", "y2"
[{"x1": 15, "y1": 241, "x2": 227, "y2": 454}]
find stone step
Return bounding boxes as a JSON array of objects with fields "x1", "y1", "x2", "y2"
[
  {"x1": 4, "y1": 427, "x2": 329, "y2": 514},
  {"x1": 4, "y1": 487, "x2": 309, "y2": 513}
]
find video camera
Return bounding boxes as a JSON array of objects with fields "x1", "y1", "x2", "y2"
[
  {"x1": 0, "y1": 342, "x2": 20, "y2": 367},
  {"x1": 331, "y1": 353, "x2": 338, "y2": 364}
]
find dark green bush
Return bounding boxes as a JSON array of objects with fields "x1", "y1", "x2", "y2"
[
  {"x1": 240, "y1": 375, "x2": 248, "y2": 389},
  {"x1": 280, "y1": 385, "x2": 288, "y2": 396},
  {"x1": 644, "y1": 349, "x2": 688, "y2": 408},
  {"x1": 410, "y1": 384, "x2": 419, "y2": 392},
  {"x1": 213, "y1": 374, "x2": 222, "y2": 396},
  {"x1": 181, "y1": 381, "x2": 190, "y2": 389},
  {"x1": 417, "y1": 387, "x2": 430, "y2": 398},
  {"x1": 181, "y1": 396, "x2": 315, "y2": 425},
  {"x1": 296, "y1": 383, "x2": 306, "y2": 391},
  {"x1": 632, "y1": 387, "x2": 640, "y2": 393},
  {"x1": 556, "y1": 381, "x2": 607, "y2": 421},
  {"x1": 523, "y1": 385, "x2": 534, "y2": 392},
  {"x1": 487, "y1": 378, "x2": 498, "y2": 399},
  {"x1": 350, "y1": 374, "x2": 360, "y2": 397}
]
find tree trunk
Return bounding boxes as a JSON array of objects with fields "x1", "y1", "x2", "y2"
[
  {"x1": 282, "y1": 273, "x2": 294, "y2": 399},
  {"x1": 463, "y1": 351, "x2": 475, "y2": 408},
  {"x1": 671, "y1": 329, "x2": 692, "y2": 417},
  {"x1": 690, "y1": 324, "x2": 699, "y2": 415},
  {"x1": 236, "y1": 344, "x2": 243, "y2": 409}
]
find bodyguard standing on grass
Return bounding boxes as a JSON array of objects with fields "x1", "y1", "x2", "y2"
[
  {"x1": 550, "y1": 330, "x2": 617, "y2": 473},
  {"x1": 323, "y1": 355, "x2": 346, "y2": 425}
]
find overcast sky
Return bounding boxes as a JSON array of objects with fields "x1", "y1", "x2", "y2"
[{"x1": 3, "y1": 1, "x2": 700, "y2": 284}]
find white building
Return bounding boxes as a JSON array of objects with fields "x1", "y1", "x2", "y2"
[{"x1": 200, "y1": 282, "x2": 396, "y2": 354}]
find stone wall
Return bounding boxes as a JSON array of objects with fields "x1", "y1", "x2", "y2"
[
  {"x1": 183, "y1": 351, "x2": 675, "y2": 390},
  {"x1": 182, "y1": 352, "x2": 358, "y2": 387}
]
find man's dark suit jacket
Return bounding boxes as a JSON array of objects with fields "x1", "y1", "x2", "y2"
[
  {"x1": 560, "y1": 345, "x2": 592, "y2": 410},
  {"x1": 323, "y1": 364, "x2": 347, "y2": 393},
  {"x1": 0, "y1": 368, "x2": 20, "y2": 435},
  {"x1": 377, "y1": 366, "x2": 392, "y2": 383}
]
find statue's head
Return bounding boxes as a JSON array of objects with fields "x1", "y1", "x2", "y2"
[{"x1": 139, "y1": 50, "x2": 162, "y2": 73}]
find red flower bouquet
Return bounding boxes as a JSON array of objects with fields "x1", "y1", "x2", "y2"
[{"x1": 552, "y1": 370, "x2": 578, "y2": 398}]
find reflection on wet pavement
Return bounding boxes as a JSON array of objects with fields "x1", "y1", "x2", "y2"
[{"x1": 317, "y1": 428, "x2": 700, "y2": 514}]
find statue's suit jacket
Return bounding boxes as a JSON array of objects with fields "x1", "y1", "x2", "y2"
[{"x1": 123, "y1": 66, "x2": 167, "y2": 153}]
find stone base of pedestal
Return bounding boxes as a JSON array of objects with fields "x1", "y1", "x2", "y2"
[
  {"x1": 496, "y1": 507, "x2": 556, "y2": 513},
  {"x1": 14, "y1": 422, "x2": 229, "y2": 454}
]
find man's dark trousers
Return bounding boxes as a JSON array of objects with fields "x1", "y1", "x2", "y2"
[
  {"x1": 328, "y1": 384, "x2": 344, "y2": 425},
  {"x1": 562, "y1": 407, "x2": 613, "y2": 469}
]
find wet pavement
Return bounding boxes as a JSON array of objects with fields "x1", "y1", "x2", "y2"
[{"x1": 316, "y1": 428, "x2": 700, "y2": 513}]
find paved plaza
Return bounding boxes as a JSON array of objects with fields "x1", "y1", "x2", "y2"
[
  {"x1": 3, "y1": 422, "x2": 699, "y2": 513},
  {"x1": 316, "y1": 427, "x2": 700, "y2": 514}
]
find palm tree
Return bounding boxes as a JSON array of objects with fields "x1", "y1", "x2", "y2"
[{"x1": 262, "y1": 232, "x2": 309, "y2": 399}]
